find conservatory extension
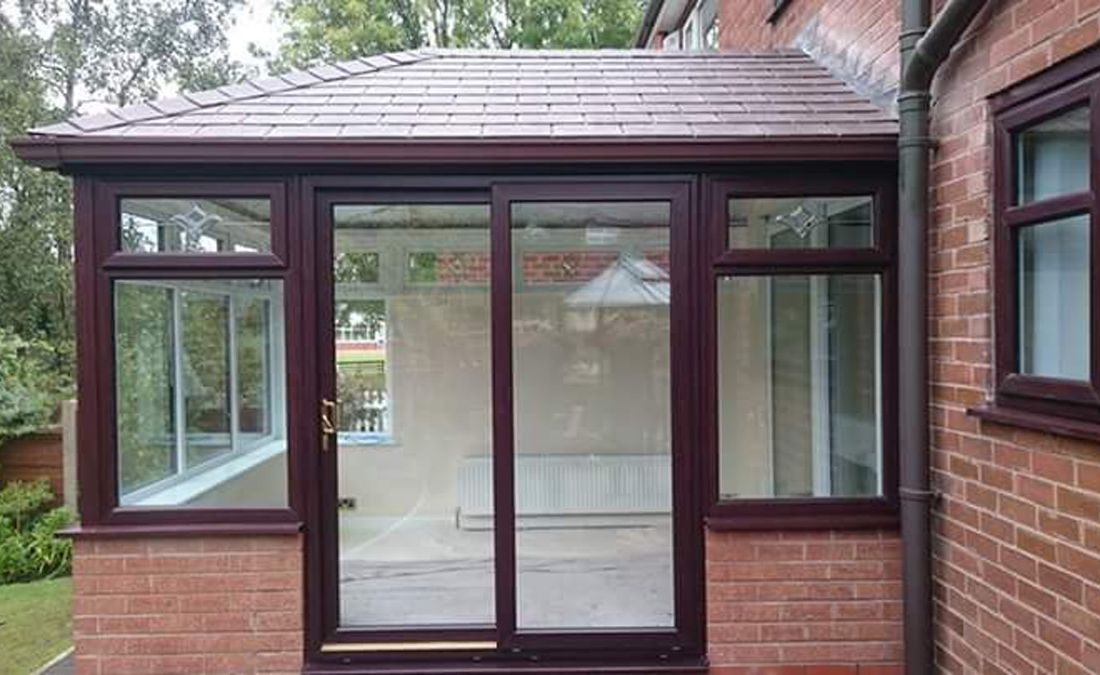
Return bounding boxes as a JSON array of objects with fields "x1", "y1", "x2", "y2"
[{"x1": 13, "y1": 50, "x2": 901, "y2": 673}]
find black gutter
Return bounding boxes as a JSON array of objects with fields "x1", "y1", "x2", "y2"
[{"x1": 898, "y1": 0, "x2": 989, "y2": 673}]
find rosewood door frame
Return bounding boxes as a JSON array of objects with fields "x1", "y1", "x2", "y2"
[{"x1": 301, "y1": 174, "x2": 705, "y2": 670}]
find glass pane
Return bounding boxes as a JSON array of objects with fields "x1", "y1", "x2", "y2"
[
  {"x1": 728, "y1": 196, "x2": 873, "y2": 249},
  {"x1": 1018, "y1": 215, "x2": 1090, "y2": 380},
  {"x1": 114, "y1": 279, "x2": 286, "y2": 507},
  {"x1": 1016, "y1": 107, "x2": 1089, "y2": 205},
  {"x1": 333, "y1": 203, "x2": 493, "y2": 628},
  {"x1": 236, "y1": 297, "x2": 271, "y2": 448},
  {"x1": 115, "y1": 284, "x2": 176, "y2": 495},
  {"x1": 718, "y1": 275, "x2": 882, "y2": 499},
  {"x1": 181, "y1": 292, "x2": 232, "y2": 468},
  {"x1": 511, "y1": 201, "x2": 674, "y2": 630},
  {"x1": 120, "y1": 197, "x2": 271, "y2": 253}
]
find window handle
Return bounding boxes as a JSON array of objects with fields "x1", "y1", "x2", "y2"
[{"x1": 320, "y1": 398, "x2": 337, "y2": 452}]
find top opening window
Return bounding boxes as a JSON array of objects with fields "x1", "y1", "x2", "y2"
[
  {"x1": 728, "y1": 195, "x2": 874, "y2": 249},
  {"x1": 121, "y1": 197, "x2": 272, "y2": 253},
  {"x1": 1016, "y1": 106, "x2": 1090, "y2": 205}
]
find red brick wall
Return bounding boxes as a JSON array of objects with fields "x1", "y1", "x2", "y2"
[
  {"x1": 71, "y1": 535, "x2": 303, "y2": 675},
  {"x1": 706, "y1": 529, "x2": 903, "y2": 673},
  {"x1": 928, "y1": 1, "x2": 1100, "y2": 672},
  {"x1": 716, "y1": 0, "x2": 899, "y2": 106}
]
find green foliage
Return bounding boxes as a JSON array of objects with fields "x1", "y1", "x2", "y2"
[
  {"x1": 337, "y1": 361, "x2": 387, "y2": 432},
  {"x1": 0, "y1": 18, "x2": 73, "y2": 394},
  {"x1": 0, "y1": 3, "x2": 246, "y2": 441},
  {"x1": 0, "y1": 329, "x2": 62, "y2": 445},
  {"x1": 13, "y1": 0, "x2": 247, "y2": 110},
  {"x1": 272, "y1": 0, "x2": 646, "y2": 70},
  {"x1": 335, "y1": 251, "x2": 381, "y2": 284},
  {"x1": 114, "y1": 284, "x2": 175, "y2": 494},
  {"x1": 0, "y1": 480, "x2": 72, "y2": 584}
]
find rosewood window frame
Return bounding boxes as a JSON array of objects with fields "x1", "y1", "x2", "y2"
[
  {"x1": 977, "y1": 47, "x2": 1100, "y2": 439},
  {"x1": 74, "y1": 178, "x2": 302, "y2": 530},
  {"x1": 700, "y1": 169, "x2": 899, "y2": 530}
]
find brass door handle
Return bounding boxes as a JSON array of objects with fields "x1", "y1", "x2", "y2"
[{"x1": 321, "y1": 398, "x2": 337, "y2": 451}]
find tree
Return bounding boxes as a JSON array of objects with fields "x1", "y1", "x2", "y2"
[
  {"x1": 0, "y1": 2, "x2": 245, "y2": 420},
  {"x1": 13, "y1": 0, "x2": 247, "y2": 113},
  {"x1": 272, "y1": 0, "x2": 646, "y2": 70},
  {"x1": 0, "y1": 16, "x2": 73, "y2": 386}
]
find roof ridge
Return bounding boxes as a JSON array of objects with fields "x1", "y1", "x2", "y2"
[{"x1": 31, "y1": 49, "x2": 438, "y2": 136}]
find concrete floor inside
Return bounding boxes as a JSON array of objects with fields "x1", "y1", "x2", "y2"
[{"x1": 338, "y1": 515, "x2": 674, "y2": 629}]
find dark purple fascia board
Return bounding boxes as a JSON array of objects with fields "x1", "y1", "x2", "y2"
[{"x1": 10, "y1": 134, "x2": 898, "y2": 171}]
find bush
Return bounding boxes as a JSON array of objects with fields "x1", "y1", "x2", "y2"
[
  {"x1": 0, "y1": 479, "x2": 72, "y2": 584},
  {"x1": 0, "y1": 328, "x2": 63, "y2": 445}
]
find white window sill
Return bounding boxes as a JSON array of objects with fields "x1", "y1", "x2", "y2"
[{"x1": 127, "y1": 439, "x2": 286, "y2": 507}]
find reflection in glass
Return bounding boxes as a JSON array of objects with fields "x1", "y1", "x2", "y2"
[
  {"x1": 1018, "y1": 216, "x2": 1090, "y2": 380},
  {"x1": 333, "y1": 203, "x2": 494, "y2": 628},
  {"x1": 181, "y1": 292, "x2": 232, "y2": 467},
  {"x1": 115, "y1": 284, "x2": 176, "y2": 495},
  {"x1": 120, "y1": 197, "x2": 271, "y2": 253},
  {"x1": 236, "y1": 297, "x2": 271, "y2": 444},
  {"x1": 511, "y1": 201, "x2": 674, "y2": 630},
  {"x1": 729, "y1": 196, "x2": 874, "y2": 249},
  {"x1": 718, "y1": 274, "x2": 882, "y2": 499},
  {"x1": 114, "y1": 279, "x2": 286, "y2": 507},
  {"x1": 1016, "y1": 107, "x2": 1089, "y2": 205}
]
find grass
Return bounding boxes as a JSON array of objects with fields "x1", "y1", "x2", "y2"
[
  {"x1": 337, "y1": 351, "x2": 385, "y2": 365},
  {"x1": 0, "y1": 577, "x2": 72, "y2": 675}
]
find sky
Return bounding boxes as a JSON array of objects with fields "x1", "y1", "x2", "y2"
[{"x1": 227, "y1": 0, "x2": 285, "y2": 76}]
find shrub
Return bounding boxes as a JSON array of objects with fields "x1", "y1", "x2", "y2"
[{"x1": 0, "y1": 479, "x2": 72, "y2": 584}]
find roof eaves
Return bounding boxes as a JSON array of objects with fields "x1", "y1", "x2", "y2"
[{"x1": 28, "y1": 49, "x2": 437, "y2": 138}]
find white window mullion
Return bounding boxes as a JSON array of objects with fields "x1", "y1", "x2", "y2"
[
  {"x1": 228, "y1": 294, "x2": 240, "y2": 454},
  {"x1": 172, "y1": 289, "x2": 187, "y2": 474}
]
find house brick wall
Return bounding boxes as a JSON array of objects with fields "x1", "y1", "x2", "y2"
[
  {"x1": 717, "y1": 0, "x2": 900, "y2": 110},
  {"x1": 706, "y1": 529, "x2": 903, "y2": 673},
  {"x1": 928, "y1": 1, "x2": 1100, "y2": 673},
  {"x1": 70, "y1": 535, "x2": 303, "y2": 675},
  {"x1": 709, "y1": 0, "x2": 1100, "y2": 673}
]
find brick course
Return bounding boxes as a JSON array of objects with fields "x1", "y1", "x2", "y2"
[
  {"x1": 706, "y1": 529, "x2": 903, "y2": 672},
  {"x1": 71, "y1": 535, "x2": 303, "y2": 675}
]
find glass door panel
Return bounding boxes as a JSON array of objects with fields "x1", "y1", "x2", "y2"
[
  {"x1": 332, "y1": 202, "x2": 494, "y2": 628},
  {"x1": 510, "y1": 201, "x2": 675, "y2": 630}
]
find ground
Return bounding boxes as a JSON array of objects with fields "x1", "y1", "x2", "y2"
[
  {"x1": 0, "y1": 577, "x2": 72, "y2": 675},
  {"x1": 339, "y1": 516, "x2": 673, "y2": 628}
]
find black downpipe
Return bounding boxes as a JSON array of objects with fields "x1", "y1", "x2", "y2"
[{"x1": 898, "y1": 0, "x2": 988, "y2": 673}]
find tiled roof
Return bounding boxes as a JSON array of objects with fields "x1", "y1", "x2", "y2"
[{"x1": 30, "y1": 49, "x2": 897, "y2": 141}]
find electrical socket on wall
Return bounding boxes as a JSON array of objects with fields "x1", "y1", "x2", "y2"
[{"x1": 337, "y1": 497, "x2": 357, "y2": 510}]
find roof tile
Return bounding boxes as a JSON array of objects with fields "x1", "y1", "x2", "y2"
[{"x1": 30, "y1": 49, "x2": 897, "y2": 142}]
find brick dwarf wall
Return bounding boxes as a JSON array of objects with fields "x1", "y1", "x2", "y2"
[
  {"x1": 71, "y1": 535, "x2": 303, "y2": 675},
  {"x1": 706, "y1": 530, "x2": 903, "y2": 674}
]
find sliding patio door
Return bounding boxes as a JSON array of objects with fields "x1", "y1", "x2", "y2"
[{"x1": 313, "y1": 181, "x2": 700, "y2": 665}]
